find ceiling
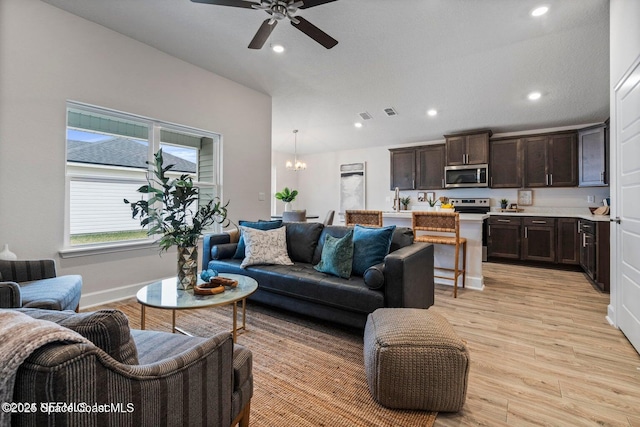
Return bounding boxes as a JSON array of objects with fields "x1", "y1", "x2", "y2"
[{"x1": 41, "y1": 0, "x2": 610, "y2": 155}]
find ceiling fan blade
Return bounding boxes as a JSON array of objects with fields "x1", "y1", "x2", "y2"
[
  {"x1": 291, "y1": 16, "x2": 338, "y2": 49},
  {"x1": 190, "y1": 0, "x2": 257, "y2": 8},
  {"x1": 248, "y1": 19, "x2": 277, "y2": 49},
  {"x1": 298, "y1": 0, "x2": 338, "y2": 9}
]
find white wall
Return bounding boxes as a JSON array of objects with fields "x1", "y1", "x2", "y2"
[
  {"x1": 271, "y1": 151, "x2": 301, "y2": 216},
  {"x1": 282, "y1": 125, "x2": 610, "y2": 222},
  {"x1": 0, "y1": 0, "x2": 272, "y2": 305}
]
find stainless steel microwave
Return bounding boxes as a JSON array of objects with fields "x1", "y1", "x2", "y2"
[{"x1": 444, "y1": 164, "x2": 489, "y2": 188}]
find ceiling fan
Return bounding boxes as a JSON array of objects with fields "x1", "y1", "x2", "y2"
[{"x1": 190, "y1": 0, "x2": 339, "y2": 50}]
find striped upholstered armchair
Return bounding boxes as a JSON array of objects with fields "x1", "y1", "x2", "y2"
[
  {"x1": 0, "y1": 259, "x2": 82, "y2": 311},
  {"x1": 8, "y1": 308, "x2": 252, "y2": 427}
]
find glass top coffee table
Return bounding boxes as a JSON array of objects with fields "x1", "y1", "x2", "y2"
[{"x1": 136, "y1": 273, "x2": 258, "y2": 342}]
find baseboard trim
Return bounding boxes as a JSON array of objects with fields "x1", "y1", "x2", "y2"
[
  {"x1": 434, "y1": 274, "x2": 484, "y2": 291},
  {"x1": 80, "y1": 281, "x2": 147, "y2": 310}
]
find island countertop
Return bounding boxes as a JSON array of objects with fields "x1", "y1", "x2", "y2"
[{"x1": 382, "y1": 211, "x2": 488, "y2": 221}]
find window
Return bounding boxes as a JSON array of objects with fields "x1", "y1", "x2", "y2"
[{"x1": 66, "y1": 102, "x2": 221, "y2": 247}]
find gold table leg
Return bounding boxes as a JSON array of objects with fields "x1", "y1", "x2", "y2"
[
  {"x1": 242, "y1": 298, "x2": 247, "y2": 330},
  {"x1": 232, "y1": 301, "x2": 238, "y2": 343},
  {"x1": 141, "y1": 305, "x2": 146, "y2": 330}
]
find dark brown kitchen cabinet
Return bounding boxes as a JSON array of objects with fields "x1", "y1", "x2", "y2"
[
  {"x1": 487, "y1": 216, "x2": 522, "y2": 259},
  {"x1": 490, "y1": 138, "x2": 521, "y2": 188},
  {"x1": 416, "y1": 144, "x2": 445, "y2": 189},
  {"x1": 522, "y1": 217, "x2": 556, "y2": 263},
  {"x1": 557, "y1": 218, "x2": 580, "y2": 265},
  {"x1": 579, "y1": 219, "x2": 610, "y2": 291},
  {"x1": 523, "y1": 132, "x2": 577, "y2": 187},
  {"x1": 445, "y1": 130, "x2": 492, "y2": 166},
  {"x1": 389, "y1": 148, "x2": 415, "y2": 190},
  {"x1": 578, "y1": 123, "x2": 608, "y2": 187}
]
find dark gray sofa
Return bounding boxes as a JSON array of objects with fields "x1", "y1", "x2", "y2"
[{"x1": 202, "y1": 222, "x2": 434, "y2": 329}]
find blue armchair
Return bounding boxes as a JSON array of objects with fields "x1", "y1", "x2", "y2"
[{"x1": 0, "y1": 259, "x2": 82, "y2": 311}]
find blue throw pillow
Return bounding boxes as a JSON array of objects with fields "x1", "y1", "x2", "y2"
[
  {"x1": 314, "y1": 230, "x2": 354, "y2": 279},
  {"x1": 233, "y1": 220, "x2": 283, "y2": 259},
  {"x1": 352, "y1": 225, "x2": 396, "y2": 276}
]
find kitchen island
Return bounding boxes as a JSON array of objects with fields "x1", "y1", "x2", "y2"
[{"x1": 383, "y1": 211, "x2": 488, "y2": 291}]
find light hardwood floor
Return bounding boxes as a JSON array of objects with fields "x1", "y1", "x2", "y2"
[{"x1": 433, "y1": 262, "x2": 640, "y2": 426}]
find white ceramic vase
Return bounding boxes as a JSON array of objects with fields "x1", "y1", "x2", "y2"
[
  {"x1": 284, "y1": 202, "x2": 292, "y2": 212},
  {"x1": 0, "y1": 244, "x2": 17, "y2": 260}
]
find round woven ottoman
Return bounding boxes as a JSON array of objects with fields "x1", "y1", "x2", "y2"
[{"x1": 363, "y1": 308, "x2": 470, "y2": 412}]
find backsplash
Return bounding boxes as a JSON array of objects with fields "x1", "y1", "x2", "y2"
[{"x1": 398, "y1": 186, "x2": 610, "y2": 210}]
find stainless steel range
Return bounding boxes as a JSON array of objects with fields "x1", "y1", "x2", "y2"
[
  {"x1": 449, "y1": 198, "x2": 491, "y2": 214},
  {"x1": 449, "y1": 198, "x2": 491, "y2": 261}
]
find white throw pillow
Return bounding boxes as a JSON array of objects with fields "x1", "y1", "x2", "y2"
[{"x1": 240, "y1": 226, "x2": 294, "y2": 268}]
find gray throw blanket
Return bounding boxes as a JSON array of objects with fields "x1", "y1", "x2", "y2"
[{"x1": 0, "y1": 310, "x2": 89, "y2": 427}]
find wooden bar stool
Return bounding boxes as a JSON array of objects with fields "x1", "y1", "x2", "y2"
[
  {"x1": 412, "y1": 211, "x2": 466, "y2": 298},
  {"x1": 345, "y1": 210, "x2": 383, "y2": 227}
]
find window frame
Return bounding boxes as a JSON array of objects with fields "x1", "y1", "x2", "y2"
[{"x1": 61, "y1": 101, "x2": 222, "y2": 258}]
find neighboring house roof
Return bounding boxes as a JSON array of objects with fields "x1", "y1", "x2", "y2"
[{"x1": 67, "y1": 137, "x2": 196, "y2": 173}]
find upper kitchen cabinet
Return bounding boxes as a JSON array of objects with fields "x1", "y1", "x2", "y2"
[
  {"x1": 523, "y1": 131, "x2": 577, "y2": 187},
  {"x1": 416, "y1": 144, "x2": 445, "y2": 189},
  {"x1": 490, "y1": 138, "x2": 521, "y2": 188},
  {"x1": 445, "y1": 130, "x2": 492, "y2": 166},
  {"x1": 389, "y1": 147, "x2": 416, "y2": 190},
  {"x1": 390, "y1": 144, "x2": 446, "y2": 190},
  {"x1": 578, "y1": 123, "x2": 608, "y2": 187}
]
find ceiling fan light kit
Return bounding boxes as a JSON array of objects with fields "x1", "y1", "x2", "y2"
[{"x1": 191, "y1": 0, "x2": 338, "y2": 50}]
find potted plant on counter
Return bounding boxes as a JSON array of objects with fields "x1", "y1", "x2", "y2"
[
  {"x1": 275, "y1": 187, "x2": 298, "y2": 212},
  {"x1": 125, "y1": 149, "x2": 230, "y2": 290},
  {"x1": 500, "y1": 198, "x2": 509, "y2": 209},
  {"x1": 400, "y1": 196, "x2": 411, "y2": 210},
  {"x1": 426, "y1": 197, "x2": 438, "y2": 211}
]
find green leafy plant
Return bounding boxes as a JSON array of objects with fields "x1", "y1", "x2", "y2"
[
  {"x1": 124, "y1": 149, "x2": 230, "y2": 252},
  {"x1": 500, "y1": 198, "x2": 509, "y2": 205},
  {"x1": 400, "y1": 196, "x2": 411, "y2": 208},
  {"x1": 275, "y1": 187, "x2": 298, "y2": 203},
  {"x1": 426, "y1": 197, "x2": 437, "y2": 207}
]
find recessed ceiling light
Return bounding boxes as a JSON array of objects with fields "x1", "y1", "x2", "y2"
[
  {"x1": 427, "y1": 109, "x2": 438, "y2": 117},
  {"x1": 528, "y1": 91, "x2": 542, "y2": 101},
  {"x1": 271, "y1": 44, "x2": 285, "y2": 53},
  {"x1": 531, "y1": 6, "x2": 549, "y2": 17},
  {"x1": 354, "y1": 122, "x2": 363, "y2": 128}
]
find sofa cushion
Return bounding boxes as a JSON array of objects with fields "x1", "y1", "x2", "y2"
[
  {"x1": 314, "y1": 230, "x2": 354, "y2": 279},
  {"x1": 363, "y1": 263, "x2": 385, "y2": 289},
  {"x1": 20, "y1": 275, "x2": 82, "y2": 311},
  {"x1": 212, "y1": 243, "x2": 238, "y2": 260},
  {"x1": 352, "y1": 225, "x2": 396, "y2": 276},
  {"x1": 240, "y1": 226, "x2": 294, "y2": 268},
  {"x1": 17, "y1": 308, "x2": 138, "y2": 365},
  {"x1": 233, "y1": 220, "x2": 283, "y2": 259},
  {"x1": 206, "y1": 260, "x2": 384, "y2": 314},
  {"x1": 284, "y1": 222, "x2": 324, "y2": 263},
  {"x1": 390, "y1": 227, "x2": 415, "y2": 252},
  {"x1": 312, "y1": 225, "x2": 352, "y2": 265}
]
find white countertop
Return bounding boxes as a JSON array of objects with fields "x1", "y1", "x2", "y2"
[
  {"x1": 383, "y1": 209, "x2": 610, "y2": 222},
  {"x1": 382, "y1": 211, "x2": 489, "y2": 221},
  {"x1": 488, "y1": 210, "x2": 610, "y2": 222}
]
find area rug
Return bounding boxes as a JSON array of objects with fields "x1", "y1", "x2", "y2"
[{"x1": 107, "y1": 299, "x2": 438, "y2": 427}]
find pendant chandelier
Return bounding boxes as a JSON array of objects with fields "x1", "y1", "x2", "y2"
[{"x1": 285, "y1": 129, "x2": 306, "y2": 171}]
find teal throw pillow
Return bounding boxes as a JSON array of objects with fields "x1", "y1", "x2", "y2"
[
  {"x1": 233, "y1": 220, "x2": 283, "y2": 259},
  {"x1": 314, "y1": 230, "x2": 354, "y2": 279},
  {"x1": 352, "y1": 225, "x2": 396, "y2": 276}
]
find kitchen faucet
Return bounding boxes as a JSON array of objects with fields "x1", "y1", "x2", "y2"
[{"x1": 393, "y1": 187, "x2": 400, "y2": 212}]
